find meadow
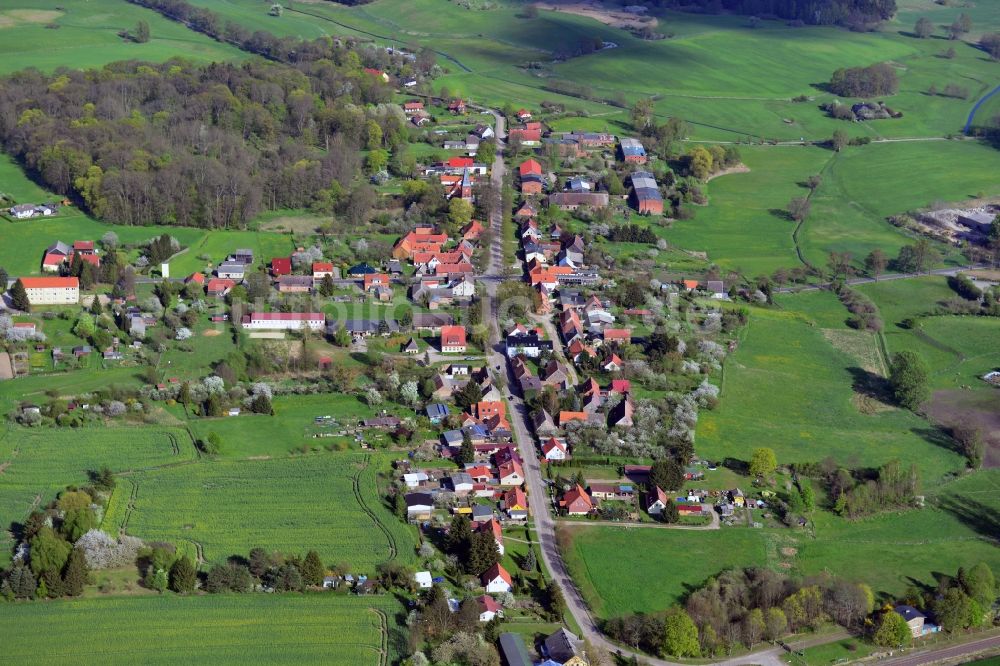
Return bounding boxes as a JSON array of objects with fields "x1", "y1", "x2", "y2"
[
  {"x1": 696, "y1": 290, "x2": 965, "y2": 481},
  {"x1": 565, "y1": 469, "x2": 1000, "y2": 619},
  {"x1": 184, "y1": 393, "x2": 406, "y2": 459},
  {"x1": 0, "y1": 0, "x2": 246, "y2": 75},
  {"x1": 0, "y1": 593, "x2": 406, "y2": 665},
  {"x1": 122, "y1": 453, "x2": 416, "y2": 568}
]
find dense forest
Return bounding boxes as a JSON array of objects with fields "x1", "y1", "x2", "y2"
[
  {"x1": 0, "y1": 12, "x2": 432, "y2": 228},
  {"x1": 656, "y1": 0, "x2": 896, "y2": 26}
]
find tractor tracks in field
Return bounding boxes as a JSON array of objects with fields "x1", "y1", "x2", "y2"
[
  {"x1": 351, "y1": 455, "x2": 398, "y2": 561},
  {"x1": 368, "y1": 608, "x2": 390, "y2": 666}
]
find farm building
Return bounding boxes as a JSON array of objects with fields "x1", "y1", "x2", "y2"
[
  {"x1": 630, "y1": 171, "x2": 663, "y2": 214},
  {"x1": 548, "y1": 192, "x2": 609, "y2": 211},
  {"x1": 619, "y1": 137, "x2": 647, "y2": 164},
  {"x1": 241, "y1": 312, "x2": 325, "y2": 331}
]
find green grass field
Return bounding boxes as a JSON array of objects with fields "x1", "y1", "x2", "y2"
[
  {"x1": 0, "y1": 593, "x2": 405, "y2": 665},
  {"x1": 0, "y1": 0, "x2": 246, "y2": 75},
  {"x1": 0, "y1": 426, "x2": 195, "y2": 565},
  {"x1": 122, "y1": 453, "x2": 416, "y2": 568},
  {"x1": 697, "y1": 290, "x2": 965, "y2": 480},
  {"x1": 857, "y1": 277, "x2": 1000, "y2": 390},
  {"x1": 565, "y1": 469, "x2": 1000, "y2": 619}
]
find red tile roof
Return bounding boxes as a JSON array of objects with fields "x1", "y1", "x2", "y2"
[
  {"x1": 20, "y1": 277, "x2": 79, "y2": 289},
  {"x1": 481, "y1": 563, "x2": 512, "y2": 585}
]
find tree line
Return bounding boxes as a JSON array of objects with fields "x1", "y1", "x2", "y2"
[
  {"x1": 828, "y1": 62, "x2": 898, "y2": 98},
  {"x1": 605, "y1": 560, "x2": 997, "y2": 658},
  {"x1": 649, "y1": 0, "x2": 895, "y2": 27}
]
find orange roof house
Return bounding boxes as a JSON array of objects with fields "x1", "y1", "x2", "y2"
[
  {"x1": 440, "y1": 325, "x2": 467, "y2": 353},
  {"x1": 363, "y1": 273, "x2": 390, "y2": 291},
  {"x1": 559, "y1": 411, "x2": 589, "y2": 426},
  {"x1": 392, "y1": 228, "x2": 449, "y2": 260},
  {"x1": 462, "y1": 220, "x2": 485, "y2": 241},
  {"x1": 603, "y1": 328, "x2": 632, "y2": 344},
  {"x1": 519, "y1": 159, "x2": 542, "y2": 177},
  {"x1": 560, "y1": 484, "x2": 594, "y2": 515}
]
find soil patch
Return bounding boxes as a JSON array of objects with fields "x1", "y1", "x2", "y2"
[
  {"x1": 780, "y1": 547, "x2": 798, "y2": 557},
  {"x1": 202, "y1": 329, "x2": 222, "y2": 337},
  {"x1": 258, "y1": 215, "x2": 323, "y2": 233},
  {"x1": 0, "y1": 9, "x2": 63, "y2": 28},
  {"x1": 706, "y1": 164, "x2": 751, "y2": 182},
  {"x1": 0, "y1": 352, "x2": 13, "y2": 380},
  {"x1": 532, "y1": 0, "x2": 657, "y2": 30},
  {"x1": 924, "y1": 389, "x2": 1000, "y2": 467}
]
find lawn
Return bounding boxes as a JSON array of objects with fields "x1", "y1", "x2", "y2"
[
  {"x1": 122, "y1": 453, "x2": 416, "y2": 568},
  {"x1": 0, "y1": 593, "x2": 406, "y2": 665},
  {"x1": 696, "y1": 290, "x2": 965, "y2": 482},
  {"x1": 0, "y1": 0, "x2": 246, "y2": 75}
]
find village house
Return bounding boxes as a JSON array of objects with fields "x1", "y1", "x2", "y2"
[
  {"x1": 895, "y1": 605, "x2": 941, "y2": 638},
  {"x1": 532, "y1": 409, "x2": 558, "y2": 437},
  {"x1": 508, "y1": 127, "x2": 541, "y2": 145},
  {"x1": 241, "y1": 312, "x2": 325, "y2": 331},
  {"x1": 544, "y1": 628, "x2": 587, "y2": 666},
  {"x1": 448, "y1": 99, "x2": 466, "y2": 114},
  {"x1": 518, "y1": 158, "x2": 544, "y2": 195},
  {"x1": 216, "y1": 262, "x2": 246, "y2": 280},
  {"x1": 541, "y1": 437, "x2": 567, "y2": 461},
  {"x1": 40, "y1": 240, "x2": 72, "y2": 272},
  {"x1": 589, "y1": 482, "x2": 635, "y2": 502},
  {"x1": 19, "y1": 276, "x2": 79, "y2": 306},
  {"x1": 477, "y1": 595, "x2": 503, "y2": 623},
  {"x1": 206, "y1": 278, "x2": 236, "y2": 297},
  {"x1": 505, "y1": 327, "x2": 553, "y2": 358},
  {"x1": 270, "y1": 257, "x2": 292, "y2": 277},
  {"x1": 475, "y1": 518, "x2": 505, "y2": 555},
  {"x1": 392, "y1": 227, "x2": 449, "y2": 260},
  {"x1": 312, "y1": 262, "x2": 335, "y2": 280},
  {"x1": 608, "y1": 394, "x2": 636, "y2": 428},
  {"x1": 560, "y1": 484, "x2": 594, "y2": 515},
  {"x1": 647, "y1": 486, "x2": 669, "y2": 515},
  {"x1": 440, "y1": 325, "x2": 467, "y2": 353},
  {"x1": 498, "y1": 460, "x2": 525, "y2": 486},
  {"x1": 503, "y1": 486, "x2": 529, "y2": 520},
  {"x1": 276, "y1": 275, "x2": 314, "y2": 294},
  {"x1": 413, "y1": 312, "x2": 455, "y2": 334},
  {"x1": 403, "y1": 101, "x2": 424, "y2": 115},
  {"x1": 405, "y1": 492, "x2": 435, "y2": 521},
  {"x1": 481, "y1": 563, "x2": 513, "y2": 594}
]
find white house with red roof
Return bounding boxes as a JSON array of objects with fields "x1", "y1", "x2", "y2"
[
  {"x1": 481, "y1": 563, "x2": 513, "y2": 594},
  {"x1": 440, "y1": 325, "x2": 467, "y2": 353},
  {"x1": 541, "y1": 437, "x2": 567, "y2": 461},
  {"x1": 476, "y1": 595, "x2": 503, "y2": 622}
]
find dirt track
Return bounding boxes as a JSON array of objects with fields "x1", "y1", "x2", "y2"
[{"x1": 532, "y1": 0, "x2": 656, "y2": 30}]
